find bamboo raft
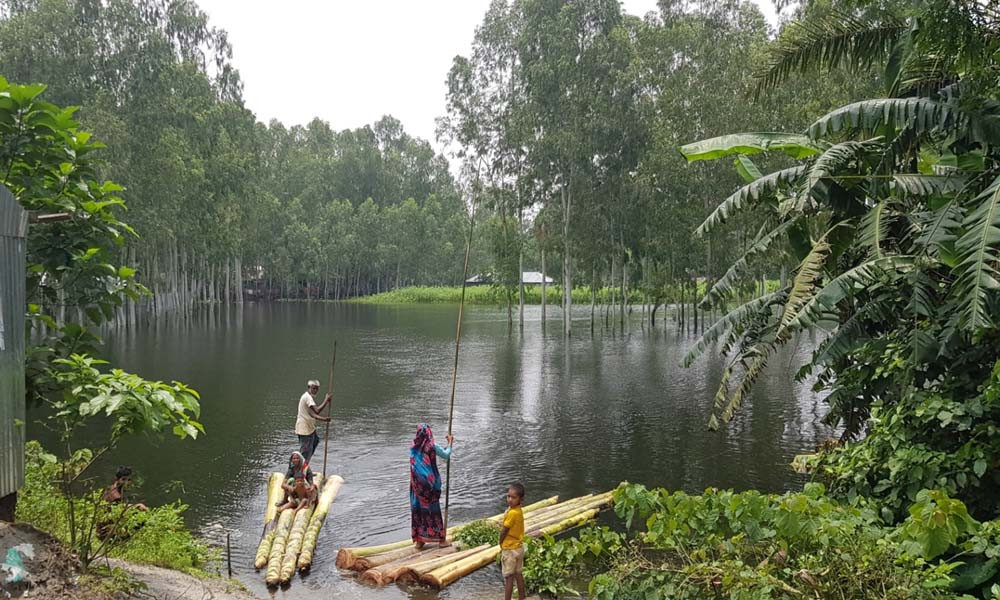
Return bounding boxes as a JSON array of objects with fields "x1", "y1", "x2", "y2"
[
  {"x1": 254, "y1": 472, "x2": 345, "y2": 586},
  {"x1": 337, "y1": 490, "x2": 613, "y2": 589}
]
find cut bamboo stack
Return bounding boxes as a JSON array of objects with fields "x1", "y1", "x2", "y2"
[
  {"x1": 254, "y1": 472, "x2": 345, "y2": 587},
  {"x1": 338, "y1": 490, "x2": 613, "y2": 589}
]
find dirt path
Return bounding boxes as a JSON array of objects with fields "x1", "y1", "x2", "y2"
[
  {"x1": 105, "y1": 559, "x2": 257, "y2": 600},
  {"x1": 0, "y1": 522, "x2": 258, "y2": 600}
]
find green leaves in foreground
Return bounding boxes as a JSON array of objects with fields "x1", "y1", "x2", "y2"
[
  {"x1": 48, "y1": 354, "x2": 203, "y2": 445},
  {"x1": 575, "y1": 483, "x2": 1000, "y2": 599}
]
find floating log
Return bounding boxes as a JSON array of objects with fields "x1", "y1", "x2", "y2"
[
  {"x1": 298, "y1": 475, "x2": 345, "y2": 571},
  {"x1": 254, "y1": 472, "x2": 287, "y2": 569},
  {"x1": 263, "y1": 472, "x2": 286, "y2": 524},
  {"x1": 335, "y1": 495, "x2": 558, "y2": 570}
]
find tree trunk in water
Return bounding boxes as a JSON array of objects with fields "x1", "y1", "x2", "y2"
[
  {"x1": 235, "y1": 255, "x2": 244, "y2": 304},
  {"x1": 540, "y1": 228, "x2": 547, "y2": 327},
  {"x1": 620, "y1": 250, "x2": 627, "y2": 331},
  {"x1": 590, "y1": 266, "x2": 596, "y2": 334},
  {"x1": 518, "y1": 208, "x2": 524, "y2": 330},
  {"x1": 692, "y1": 277, "x2": 699, "y2": 334},
  {"x1": 562, "y1": 182, "x2": 572, "y2": 337}
]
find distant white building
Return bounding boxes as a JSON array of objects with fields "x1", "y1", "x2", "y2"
[{"x1": 466, "y1": 271, "x2": 554, "y2": 286}]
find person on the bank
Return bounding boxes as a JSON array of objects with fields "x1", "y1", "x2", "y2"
[
  {"x1": 98, "y1": 466, "x2": 148, "y2": 540},
  {"x1": 296, "y1": 379, "x2": 331, "y2": 463},
  {"x1": 409, "y1": 423, "x2": 454, "y2": 549},
  {"x1": 500, "y1": 482, "x2": 527, "y2": 600},
  {"x1": 102, "y1": 466, "x2": 148, "y2": 512},
  {"x1": 276, "y1": 451, "x2": 317, "y2": 513}
]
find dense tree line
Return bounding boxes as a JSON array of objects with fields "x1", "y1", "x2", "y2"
[
  {"x1": 0, "y1": 0, "x2": 884, "y2": 332},
  {"x1": 0, "y1": 0, "x2": 469, "y2": 326},
  {"x1": 440, "y1": 0, "x2": 880, "y2": 334}
]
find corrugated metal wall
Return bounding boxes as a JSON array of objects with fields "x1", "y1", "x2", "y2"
[{"x1": 0, "y1": 184, "x2": 26, "y2": 498}]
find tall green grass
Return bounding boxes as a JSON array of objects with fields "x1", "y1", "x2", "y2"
[
  {"x1": 352, "y1": 285, "x2": 642, "y2": 305},
  {"x1": 352, "y1": 281, "x2": 780, "y2": 306}
]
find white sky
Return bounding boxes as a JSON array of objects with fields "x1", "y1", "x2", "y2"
[{"x1": 196, "y1": 1, "x2": 779, "y2": 152}]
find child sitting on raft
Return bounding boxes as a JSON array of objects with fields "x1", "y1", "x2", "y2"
[{"x1": 276, "y1": 451, "x2": 317, "y2": 513}]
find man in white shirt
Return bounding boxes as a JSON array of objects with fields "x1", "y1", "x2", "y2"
[{"x1": 296, "y1": 379, "x2": 332, "y2": 463}]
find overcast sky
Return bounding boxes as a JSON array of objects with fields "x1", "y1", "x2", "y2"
[{"x1": 195, "y1": 1, "x2": 778, "y2": 152}]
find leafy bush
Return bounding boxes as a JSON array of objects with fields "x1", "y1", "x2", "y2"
[
  {"x1": 816, "y1": 351, "x2": 1000, "y2": 522},
  {"x1": 17, "y1": 441, "x2": 218, "y2": 576},
  {"x1": 551, "y1": 483, "x2": 1000, "y2": 600},
  {"x1": 455, "y1": 519, "x2": 501, "y2": 547},
  {"x1": 523, "y1": 526, "x2": 623, "y2": 597}
]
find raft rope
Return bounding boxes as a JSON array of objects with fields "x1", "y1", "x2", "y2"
[
  {"x1": 323, "y1": 340, "x2": 337, "y2": 479},
  {"x1": 442, "y1": 183, "x2": 479, "y2": 536}
]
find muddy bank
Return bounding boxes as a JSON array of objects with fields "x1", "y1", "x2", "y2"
[{"x1": 0, "y1": 522, "x2": 256, "y2": 600}]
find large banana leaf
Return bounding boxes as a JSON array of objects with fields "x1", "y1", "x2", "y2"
[
  {"x1": 781, "y1": 255, "x2": 916, "y2": 335},
  {"x1": 679, "y1": 133, "x2": 822, "y2": 162},
  {"x1": 696, "y1": 166, "x2": 805, "y2": 236},
  {"x1": 953, "y1": 175, "x2": 1000, "y2": 330},
  {"x1": 807, "y1": 97, "x2": 974, "y2": 140},
  {"x1": 701, "y1": 220, "x2": 796, "y2": 307}
]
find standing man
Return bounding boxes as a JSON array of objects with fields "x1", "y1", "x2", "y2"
[{"x1": 296, "y1": 379, "x2": 331, "y2": 463}]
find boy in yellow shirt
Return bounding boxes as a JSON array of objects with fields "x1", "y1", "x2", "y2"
[{"x1": 500, "y1": 482, "x2": 526, "y2": 600}]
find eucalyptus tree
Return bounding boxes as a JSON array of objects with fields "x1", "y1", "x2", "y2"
[{"x1": 516, "y1": 0, "x2": 626, "y2": 335}]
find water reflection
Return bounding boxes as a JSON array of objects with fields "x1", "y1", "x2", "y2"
[{"x1": 28, "y1": 302, "x2": 831, "y2": 599}]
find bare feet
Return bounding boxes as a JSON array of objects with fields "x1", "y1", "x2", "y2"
[
  {"x1": 438, "y1": 541, "x2": 451, "y2": 548},
  {"x1": 414, "y1": 541, "x2": 425, "y2": 550}
]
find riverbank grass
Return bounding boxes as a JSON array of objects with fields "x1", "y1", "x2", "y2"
[
  {"x1": 16, "y1": 441, "x2": 219, "y2": 578},
  {"x1": 353, "y1": 285, "x2": 644, "y2": 305}
]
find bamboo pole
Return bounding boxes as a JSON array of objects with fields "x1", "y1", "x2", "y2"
[
  {"x1": 254, "y1": 472, "x2": 288, "y2": 569},
  {"x1": 443, "y1": 193, "x2": 478, "y2": 536},
  {"x1": 359, "y1": 545, "x2": 459, "y2": 585},
  {"x1": 323, "y1": 341, "x2": 337, "y2": 479},
  {"x1": 395, "y1": 544, "x2": 491, "y2": 583},
  {"x1": 335, "y1": 495, "x2": 558, "y2": 569},
  {"x1": 298, "y1": 475, "x2": 345, "y2": 571},
  {"x1": 278, "y1": 502, "x2": 316, "y2": 583},
  {"x1": 263, "y1": 509, "x2": 295, "y2": 582}
]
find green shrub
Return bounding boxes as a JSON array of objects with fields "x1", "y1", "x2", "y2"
[
  {"x1": 455, "y1": 519, "x2": 501, "y2": 547},
  {"x1": 524, "y1": 483, "x2": 1000, "y2": 599},
  {"x1": 17, "y1": 441, "x2": 218, "y2": 576}
]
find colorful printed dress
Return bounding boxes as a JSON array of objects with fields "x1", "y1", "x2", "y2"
[{"x1": 409, "y1": 423, "x2": 452, "y2": 543}]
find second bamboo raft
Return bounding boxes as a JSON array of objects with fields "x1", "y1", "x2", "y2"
[{"x1": 338, "y1": 490, "x2": 613, "y2": 589}]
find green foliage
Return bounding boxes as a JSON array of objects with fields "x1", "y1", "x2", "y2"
[
  {"x1": 681, "y1": 0, "x2": 1000, "y2": 529},
  {"x1": 580, "y1": 483, "x2": 999, "y2": 600},
  {"x1": 0, "y1": 75, "x2": 148, "y2": 404},
  {"x1": 17, "y1": 442, "x2": 217, "y2": 575},
  {"x1": 522, "y1": 527, "x2": 623, "y2": 597},
  {"x1": 816, "y1": 354, "x2": 1000, "y2": 521},
  {"x1": 46, "y1": 354, "x2": 202, "y2": 444},
  {"x1": 26, "y1": 353, "x2": 202, "y2": 569},
  {"x1": 455, "y1": 519, "x2": 500, "y2": 548}
]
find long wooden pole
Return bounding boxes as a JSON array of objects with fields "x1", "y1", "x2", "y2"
[
  {"x1": 323, "y1": 340, "x2": 337, "y2": 479},
  {"x1": 442, "y1": 185, "x2": 478, "y2": 536}
]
